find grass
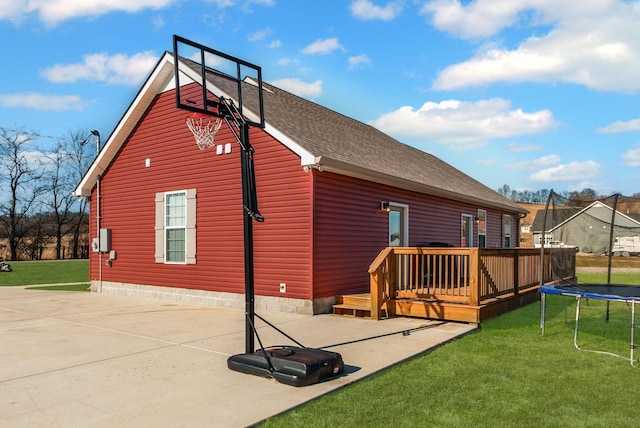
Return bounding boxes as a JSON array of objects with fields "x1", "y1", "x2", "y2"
[
  {"x1": 259, "y1": 271, "x2": 640, "y2": 428},
  {"x1": 0, "y1": 259, "x2": 89, "y2": 290},
  {"x1": 579, "y1": 271, "x2": 640, "y2": 285},
  {"x1": 25, "y1": 283, "x2": 91, "y2": 291}
]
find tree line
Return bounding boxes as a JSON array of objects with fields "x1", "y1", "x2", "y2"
[
  {"x1": 497, "y1": 184, "x2": 640, "y2": 205},
  {"x1": 0, "y1": 127, "x2": 96, "y2": 261}
]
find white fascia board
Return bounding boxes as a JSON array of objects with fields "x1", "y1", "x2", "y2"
[{"x1": 74, "y1": 52, "x2": 176, "y2": 197}]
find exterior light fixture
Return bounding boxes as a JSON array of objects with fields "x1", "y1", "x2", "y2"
[{"x1": 381, "y1": 201, "x2": 390, "y2": 212}]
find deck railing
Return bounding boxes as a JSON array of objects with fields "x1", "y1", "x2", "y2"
[{"x1": 368, "y1": 247, "x2": 576, "y2": 320}]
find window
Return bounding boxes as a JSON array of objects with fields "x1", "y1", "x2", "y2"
[
  {"x1": 502, "y1": 214, "x2": 512, "y2": 247},
  {"x1": 477, "y1": 210, "x2": 486, "y2": 248},
  {"x1": 156, "y1": 189, "x2": 196, "y2": 264},
  {"x1": 166, "y1": 192, "x2": 186, "y2": 262}
]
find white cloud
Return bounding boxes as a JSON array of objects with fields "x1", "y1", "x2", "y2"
[
  {"x1": 276, "y1": 58, "x2": 293, "y2": 66},
  {"x1": 424, "y1": 1, "x2": 640, "y2": 93},
  {"x1": 529, "y1": 160, "x2": 600, "y2": 182},
  {"x1": 350, "y1": 0, "x2": 403, "y2": 21},
  {"x1": 207, "y1": 0, "x2": 235, "y2": 7},
  {"x1": 41, "y1": 52, "x2": 159, "y2": 86},
  {"x1": 506, "y1": 154, "x2": 561, "y2": 171},
  {"x1": 597, "y1": 118, "x2": 640, "y2": 134},
  {"x1": 6, "y1": 0, "x2": 176, "y2": 26},
  {"x1": 0, "y1": 0, "x2": 27, "y2": 24},
  {"x1": 302, "y1": 38, "x2": 345, "y2": 55},
  {"x1": 242, "y1": 0, "x2": 274, "y2": 11},
  {"x1": 348, "y1": 54, "x2": 372, "y2": 70},
  {"x1": 420, "y1": 0, "x2": 547, "y2": 40},
  {"x1": 268, "y1": 40, "x2": 282, "y2": 48},
  {"x1": 271, "y1": 78, "x2": 323, "y2": 98},
  {"x1": 506, "y1": 142, "x2": 542, "y2": 152},
  {"x1": 623, "y1": 147, "x2": 640, "y2": 167},
  {"x1": 478, "y1": 158, "x2": 498, "y2": 166},
  {"x1": 248, "y1": 28, "x2": 271, "y2": 42},
  {"x1": 0, "y1": 92, "x2": 89, "y2": 111},
  {"x1": 152, "y1": 15, "x2": 165, "y2": 29},
  {"x1": 370, "y1": 98, "x2": 558, "y2": 146}
]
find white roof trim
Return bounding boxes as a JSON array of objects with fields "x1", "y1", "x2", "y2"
[
  {"x1": 74, "y1": 51, "x2": 319, "y2": 198},
  {"x1": 74, "y1": 52, "x2": 177, "y2": 197}
]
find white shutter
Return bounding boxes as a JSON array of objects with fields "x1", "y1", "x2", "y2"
[
  {"x1": 186, "y1": 188, "x2": 197, "y2": 264},
  {"x1": 155, "y1": 192, "x2": 164, "y2": 263}
]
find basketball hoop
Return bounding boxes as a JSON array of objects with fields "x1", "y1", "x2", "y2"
[{"x1": 186, "y1": 113, "x2": 223, "y2": 150}]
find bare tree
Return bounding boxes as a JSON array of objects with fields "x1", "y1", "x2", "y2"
[
  {"x1": 22, "y1": 213, "x2": 52, "y2": 260},
  {"x1": 0, "y1": 127, "x2": 46, "y2": 260},
  {"x1": 65, "y1": 129, "x2": 94, "y2": 259},
  {"x1": 497, "y1": 184, "x2": 511, "y2": 198},
  {"x1": 42, "y1": 139, "x2": 77, "y2": 259}
]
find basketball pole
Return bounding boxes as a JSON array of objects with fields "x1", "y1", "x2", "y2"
[
  {"x1": 240, "y1": 122, "x2": 256, "y2": 354},
  {"x1": 211, "y1": 97, "x2": 264, "y2": 355},
  {"x1": 173, "y1": 35, "x2": 265, "y2": 354}
]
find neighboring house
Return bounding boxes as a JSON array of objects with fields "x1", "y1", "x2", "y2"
[
  {"x1": 74, "y1": 52, "x2": 526, "y2": 315},
  {"x1": 531, "y1": 201, "x2": 640, "y2": 255}
]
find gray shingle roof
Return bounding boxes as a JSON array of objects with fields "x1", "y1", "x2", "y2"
[
  {"x1": 260, "y1": 82, "x2": 523, "y2": 212},
  {"x1": 187, "y1": 56, "x2": 525, "y2": 213}
]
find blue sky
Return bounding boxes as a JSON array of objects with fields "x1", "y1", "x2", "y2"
[{"x1": 1, "y1": 0, "x2": 640, "y2": 196}]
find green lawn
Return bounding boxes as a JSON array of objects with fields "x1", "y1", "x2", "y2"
[
  {"x1": 26, "y1": 283, "x2": 90, "y2": 291},
  {"x1": 260, "y1": 281, "x2": 640, "y2": 427},
  {"x1": 579, "y1": 271, "x2": 640, "y2": 285},
  {"x1": 0, "y1": 259, "x2": 89, "y2": 288}
]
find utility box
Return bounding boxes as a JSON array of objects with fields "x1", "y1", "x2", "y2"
[{"x1": 99, "y1": 228, "x2": 112, "y2": 252}]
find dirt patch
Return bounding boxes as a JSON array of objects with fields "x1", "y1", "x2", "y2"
[{"x1": 576, "y1": 267, "x2": 640, "y2": 273}]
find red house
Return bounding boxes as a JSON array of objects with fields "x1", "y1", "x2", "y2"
[{"x1": 74, "y1": 52, "x2": 526, "y2": 315}]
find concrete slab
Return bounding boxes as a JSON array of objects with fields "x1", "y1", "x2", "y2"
[{"x1": 0, "y1": 286, "x2": 475, "y2": 427}]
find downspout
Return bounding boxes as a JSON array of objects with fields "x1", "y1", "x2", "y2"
[
  {"x1": 97, "y1": 173, "x2": 102, "y2": 293},
  {"x1": 92, "y1": 130, "x2": 102, "y2": 293}
]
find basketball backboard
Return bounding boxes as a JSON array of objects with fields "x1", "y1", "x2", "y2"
[{"x1": 173, "y1": 35, "x2": 265, "y2": 128}]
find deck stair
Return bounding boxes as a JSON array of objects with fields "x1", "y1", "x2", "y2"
[{"x1": 332, "y1": 293, "x2": 373, "y2": 318}]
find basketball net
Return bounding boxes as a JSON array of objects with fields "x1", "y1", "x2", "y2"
[{"x1": 186, "y1": 113, "x2": 223, "y2": 150}]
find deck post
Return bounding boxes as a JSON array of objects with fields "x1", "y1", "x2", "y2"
[
  {"x1": 370, "y1": 268, "x2": 382, "y2": 320},
  {"x1": 388, "y1": 248, "x2": 397, "y2": 299},
  {"x1": 368, "y1": 247, "x2": 395, "y2": 320},
  {"x1": 513, "y1": 249, "x2": 519, "y2": 295},
  {"x1": 469, "y1": 248, "x2": 480, "y2": 306}
]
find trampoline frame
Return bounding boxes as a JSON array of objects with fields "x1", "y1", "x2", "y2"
[{"x1": 540, "y1": 284, "x2": 640, "y2": 367}]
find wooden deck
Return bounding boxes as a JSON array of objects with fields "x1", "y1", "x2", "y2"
[{"x1": 334, "y1": 247, "x2": 576, "y2": 324}]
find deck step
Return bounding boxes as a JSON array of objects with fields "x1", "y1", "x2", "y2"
[
  {"x1": 332, "y1": 303, "x2": 371, "y2": 318},
  {"x1": 333, "y1": 294, "x2": 372, "y2": 318}
]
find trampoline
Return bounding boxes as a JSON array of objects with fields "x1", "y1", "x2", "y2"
[
  {"x1": 540, "y1": 283, "x2": 640, "y2": 366},
  {"x1": 537, "y1": 191, "x2": 640, "y2": 367}
]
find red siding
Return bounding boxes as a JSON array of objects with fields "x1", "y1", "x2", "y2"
[
  {"x1": 89, "y1": 85, "x2": 520, "y2": 303},
  {"x1": 312, "y1": 173, "x2": 520, "y2": 297},
  {"x1": 89, "y1": 88, "x2": 314, "y2": 299}
]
